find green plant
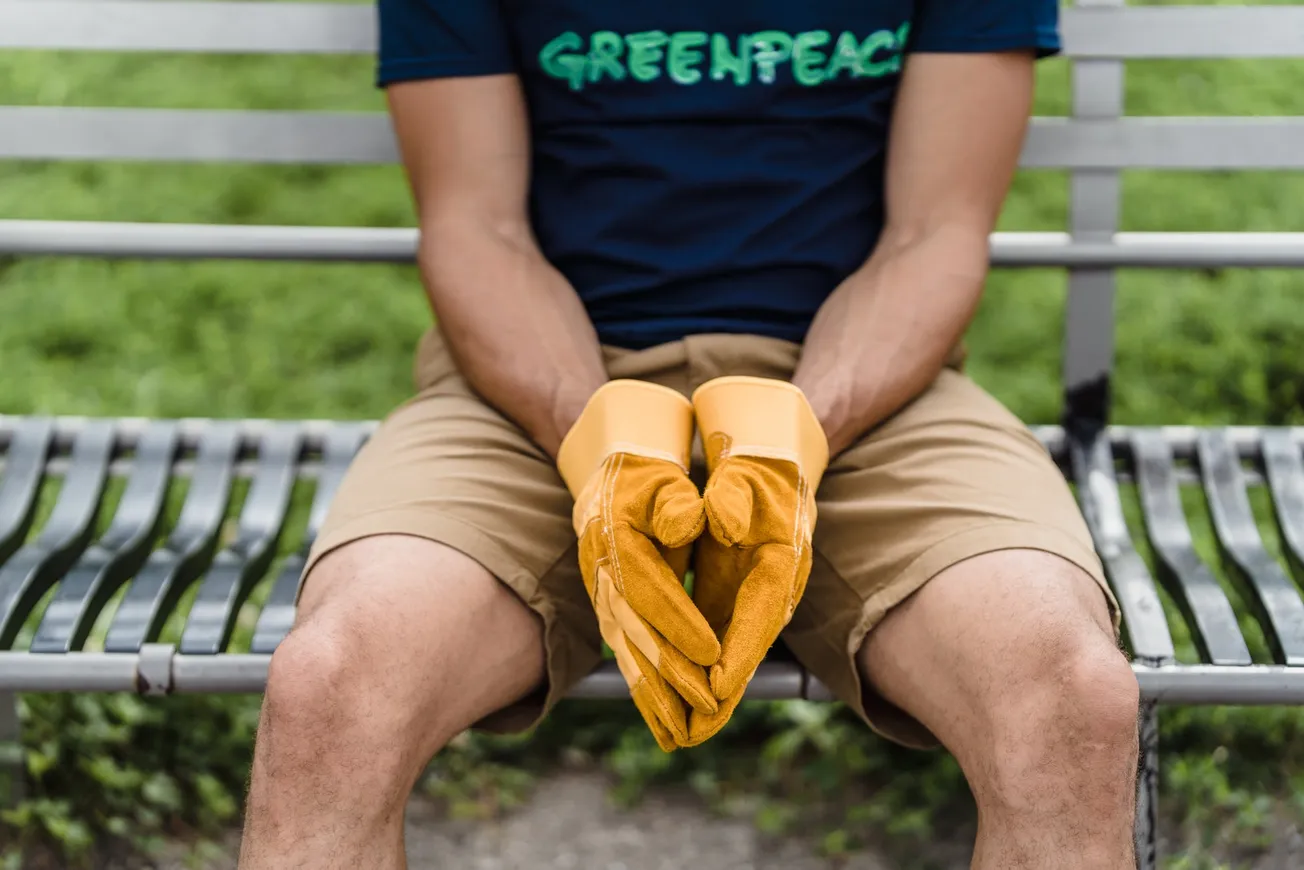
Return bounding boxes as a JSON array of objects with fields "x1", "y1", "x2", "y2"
[
  {"x1": 4, "y1": 14, "x2": 1304, "y2": 868},
  {"x1": 1, "y1": 694, "x2": 257, "y2": 868}
]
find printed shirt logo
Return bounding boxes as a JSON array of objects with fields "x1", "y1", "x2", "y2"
[{"x1": 539, "y1": 26, "x2": 911, "y2": 91}]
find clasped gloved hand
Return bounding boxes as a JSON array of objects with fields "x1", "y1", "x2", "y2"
[
  {"x1": 557, "y1": 380, "x2": 722, "y2": 751},
  {"x1": 683, "y1": 376, "x2": 829, "y2": 746}
]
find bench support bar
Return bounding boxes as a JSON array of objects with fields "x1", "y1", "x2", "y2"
[
  {"x1": 1136, "y1": 700, "x2": 1160, "y2": 870},
  {"x1": 0, "y1": 692, "x2": 22, "y2": 809}
]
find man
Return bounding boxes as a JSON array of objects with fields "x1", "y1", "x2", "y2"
[{"x1": 238, "y1": 1, "x2": 1141, "y2": 867}]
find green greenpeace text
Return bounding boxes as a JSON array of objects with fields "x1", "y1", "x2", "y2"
[{"x1": 539, "y1": 25, "x2": 911, "y2": 91}]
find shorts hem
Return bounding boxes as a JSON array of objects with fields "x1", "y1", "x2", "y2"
[
  {"x1": 825, "y1": 520, "x2": 1115, "y2": 750},
  {"x1": 301, "y1": 511, "x2": 594, "y2": 735}
]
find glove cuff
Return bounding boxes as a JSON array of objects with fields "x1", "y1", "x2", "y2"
[
  {"x1": 691, "y1": 376, "x2": 830, "y2": 490},
  {"x1": 557, "y1": 380, "x2": 694, "y2": 497}
]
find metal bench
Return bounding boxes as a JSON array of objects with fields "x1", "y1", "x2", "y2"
[{"x1": 2, "y1": 2, "x2": 1304, "y2": 867}]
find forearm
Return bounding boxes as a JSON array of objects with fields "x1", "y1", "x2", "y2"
[
  {"x1": 792, "y1": 223, "x2": 989, "y2": 456},
  {"x1": 419, "y1": 219, "x2": 607, "y2": 457}
]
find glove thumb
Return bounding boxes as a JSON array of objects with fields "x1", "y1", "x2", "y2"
[
  {"x1": 704, "y1": 465, "x2": 754, "y2": 546},
  {"x1": 651, "y1": 473, "x2": 706, "y2": 549}
]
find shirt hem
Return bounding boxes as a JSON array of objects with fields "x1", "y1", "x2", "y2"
[
  {"x1": 377, "y1": 56, "x2": 515, "y2": 87},
  {"x1": 909, "y1": 31, "x2": 1061, "y2": 59}
]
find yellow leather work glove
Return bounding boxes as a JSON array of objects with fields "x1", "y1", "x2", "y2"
[
  {"x1": 683, "y1": 376, "x2": 829, "y2": 747},
  {"x1": 557, "y1": 380, "x2": 722, "y2": 751}
]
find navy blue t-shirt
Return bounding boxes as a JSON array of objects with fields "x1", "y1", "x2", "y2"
[{"x1": 378, "y1": 0, "x2": 1059, "y2": 348}]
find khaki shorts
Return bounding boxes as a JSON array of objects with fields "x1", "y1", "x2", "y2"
[{"x1": 305, "y1": 329, "x2": 1117, "y2": 749}]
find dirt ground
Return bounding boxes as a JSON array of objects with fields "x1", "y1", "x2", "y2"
[
  {"x1": 141, "y1": 771, "x2": 957, "y2": 870},
  {"x1": 126, "y1": 769, "x2": 1304, "y2": 870}
]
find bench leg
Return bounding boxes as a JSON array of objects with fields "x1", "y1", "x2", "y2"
[
  {"x1": 1134, "y1": 700, "x2": 1159, "y2": 870},
  {"x1": 0, "y1": 692, "x2": 22, "y2": 808}
]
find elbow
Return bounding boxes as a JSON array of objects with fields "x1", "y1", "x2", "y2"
[
  {"x1": 878, "y1": 218, "x2": 992, "y2": 281},
  {"x1": 419, "y1": 211, "x2": 534, "y2": 261},
  {"x1": 415, "y1": 214, "x2": 542, "y2": 320}
]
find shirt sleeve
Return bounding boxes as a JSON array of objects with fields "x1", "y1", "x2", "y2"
[
  {"x1": 907, "y1": 0, "x2": 1061, "y2": 59},
  {"x1": 376, "y1": 0, "x2": 516, "y2": 87}
]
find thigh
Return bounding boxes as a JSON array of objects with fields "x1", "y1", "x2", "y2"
[
  {"x1": 782, "y1": 369, "x2": 1120, "y2": 747},
  {"x1": 857, "y1": 548, "x2": 1119, "y2": 761},
  {"x1": 295, "y1": 328, "x2": 602, "y2": 733}
]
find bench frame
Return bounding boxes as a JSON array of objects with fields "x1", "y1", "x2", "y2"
[{"x1": 3, "y1": 3, "x2": 1304, "y2": 867}]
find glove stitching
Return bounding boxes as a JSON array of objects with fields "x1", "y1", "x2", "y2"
[
  {"x1": 603, "y1": 452, "x2": 628, "y2": 596},
  {"x1": 592, "y1": 458, "x2": 619, "y2": 611},
  {"x1": 787, "y1": 469, "x2": 810, "y2": 622},
  {"x1": 604, "y1": 442, "x2": 688, "y2": 472},
  {"x1": 592, "y1": 554, "x2": 610, "y2": 609},
  {"x1": 592, "y1": 456, "x2": 685, "y2": 747},
  {"x1": 728, "y1": 444, "x2": 801, "y2": 464}
]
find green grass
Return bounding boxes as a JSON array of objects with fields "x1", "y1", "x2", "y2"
[
  {"x1": 2, "y1": 49, "x2": 1302, "y2": 425},
  {"x1": 3, "y1": 3, "x2": 1304, "y2": 867}
]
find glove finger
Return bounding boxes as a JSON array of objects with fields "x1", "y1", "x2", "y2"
[
  {"x1": 710, "y1": 543, "x2": 806, "y2": 701},
  {"x1": 703, "y1": 466, "x2": 755, "y2": 547},
  {"x1": 612, "y1": 524, "x2": 720, "y2": 666},
  {"x1": 683, "y1": 687, "x2": 746, "y2": 747},
  {"x1": 597, "y1": 564, "x2": 709, "y2": 714},
  {"x1": 606, "y1": 578, "x2": 716, "y2": 716},
  {"x1": 690, "y1": 534, "x2": 744, "y2": 638},
  {"x1": 626, "y1": 639, "x2": 689, "y2": 745},
  {"x1": 629, "y1": 685, "x2": 679, "y2": 753},
  {"x1": 603, "y1": 595, "x2": 686, "y2": 749},
  {"x1": 653, "y1": 639, "x2": 718, "y2": 715},
  {"x1": 660, "y1": 542, "x2": 691, "y2": 582},
  {"x1": 606, "y1": 576, "x2": 716, "y2": 713}
]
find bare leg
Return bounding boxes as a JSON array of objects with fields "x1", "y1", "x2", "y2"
[
  {"x1": 238, "y1": 535, "x2": 546, "y2": 870},
  {"x1": 858, "y1": 549, "x2": 1138, "y2": 870}
]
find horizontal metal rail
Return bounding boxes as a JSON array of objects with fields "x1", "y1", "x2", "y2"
[
  {"x1": 6, "y1": 110, "x2": 1304, "y2": 168},
  {"x1": 4, "y1": 3, "x2": 1303, "y2": 59},
  {"x1": 4, "y1": 417, "x2": 1302, "y2": 462},
  {"x1": 0, "y1": 651, "x2": 1300, "y2": 706},
  {"x1": 4, "y1": 222, "x2": 1304, "y2": 269}
]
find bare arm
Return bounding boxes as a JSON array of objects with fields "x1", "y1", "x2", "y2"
[
  {"x1": 791, "y1": 52, "x2": 1036, "y2": 457},
  {"x1": 388, "y1": 75, "x2": 607, "y2": 457}
]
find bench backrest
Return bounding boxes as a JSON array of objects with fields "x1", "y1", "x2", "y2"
[{"x1": 2, "y1": 0, "x2": 1303, "y2": 429}]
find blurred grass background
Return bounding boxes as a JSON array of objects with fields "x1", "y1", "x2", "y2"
[{"x1": 2, "y1": 0, "x2": 1304, "y2": 867}]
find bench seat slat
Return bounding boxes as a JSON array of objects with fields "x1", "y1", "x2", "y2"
[
  {"x1": 0, "y1": 418, "x2": 54, "y2": 565},
  {"x1": 5, "y1": 421, "x2": 1304, "y2": 675},
  {"x1": 1198, "y1": 430, "x2": 1304, "y2": 666},
  {"x1": 250, "y1": 424, "x2": 368, "y2": 655},
  {"x1": 6, "y1": 108, "x2": 1304, "y2": 170},
  {"x1": 1131, "y1": 430, "x2": 1251, "y2": 666},
  {"x1": 104, "y1": 423, "x2": 242, "y2": 652},
  {"x1": 0, "y1": 422, "x2": 115, "y2": 649},
  {"x1": 1069, "y1": 430, "x2": 1175, "y2": 664},
  {"x1": 29, "y1": 423, "x2": 179, "y2": 654},
  {"x1": 179, "y1": 424, "x2": 302, "y2": 655},
  {"x1": 1262, "y1": 430, "x2": 1304, "y2": 581}
]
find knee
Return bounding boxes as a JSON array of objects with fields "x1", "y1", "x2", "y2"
[
  {"x1": 263, "y1": 623, "x2": 358, "y2": 736},
  {"x1": 986, "y1": 633, "x2": 1139, "y2": 801},
  {"x1": 1057, "y1": 641, "x2": 1140, "y2": 751},
  {"x1": 260, "y1": 620, "x2": 428, "y2": 781}
]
